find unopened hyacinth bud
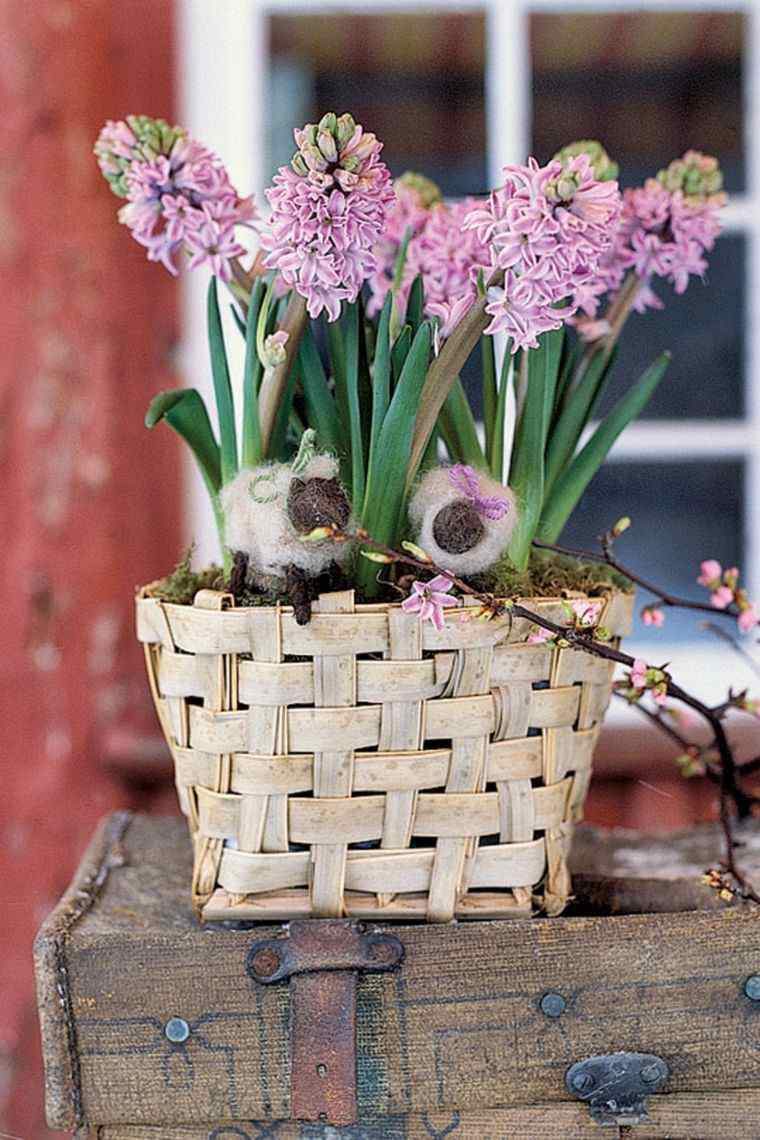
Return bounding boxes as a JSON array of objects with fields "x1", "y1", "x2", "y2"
[
  {"x1": 554, "y1": 139, "x2": 619, "y2": 183},
  {"x1": 394, "y1": 171, "x2": 443, "y2": 209},
  {"x1": 94, "y1": 114, "x2": 186, "y2": 197},
  {"x1": 657, "y1": 151, "x2": 724, "y2": 202},
  {"x1": 289, "y1": 110, "x2": 379, "y2": 191},
  {"x1": 260, "y1": 330, "x2": 289, "y2": 371}
]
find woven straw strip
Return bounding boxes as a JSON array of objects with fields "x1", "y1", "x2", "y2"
[
  {"x1": 136, "y1": 592, "x2": 633, "y2": 654},
  {"x1": 216, "y1": 837, "x2": 546, "y2": 896},
  {"x1": 171, "y1": 728, "x2": 597, "y2": 799},
  {"x1": 309, "y1": 591, "x2": 357, "y2": 916}
]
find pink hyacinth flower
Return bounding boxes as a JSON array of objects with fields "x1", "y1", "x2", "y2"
[
  {"x1": 401, "y1": 575, "x2": 458, "y2": 632},
  {"x1": 697, "y1": 559, "x2": 722, "y2": 586},
  {"x1": 448, "y1": 465, "x2": 510, "y2": 520}
]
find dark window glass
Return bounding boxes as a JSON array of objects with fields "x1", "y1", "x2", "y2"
[
  {"x1": 561, "y1": 460, "x2": 744, "y2": 643},
  {"x1": 268, "y1": 13, "x2": 486, "y2": 196},
  {"x1": 531, "y1": 11, "x2": 744, "y2": 192},
  {"x1": 595, "y1": 234, "x2": 744, "y2": 421}
]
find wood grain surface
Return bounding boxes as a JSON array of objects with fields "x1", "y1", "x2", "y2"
[{"x1": 35, "y1": 813, "x2": 760, "y2": 1135}]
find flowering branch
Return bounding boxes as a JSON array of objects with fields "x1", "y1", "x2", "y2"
[
  {"x1": 313, "y1": 524, "x2": 760, "y2": 903},
  {"x1": 533, "y1": 526, "x2": 759, "y2": 633}
]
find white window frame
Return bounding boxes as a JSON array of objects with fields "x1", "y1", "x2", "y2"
[{"x1": 180, "y1": 0, "x2": 760, "y2": 702}]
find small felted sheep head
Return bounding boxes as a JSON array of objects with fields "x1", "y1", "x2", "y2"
[
  {"x1": 220, "y1": 431, "x2": 351, "y2": 588},
  {"x1": 409, "y1": 465, "x2": 516, "y2": 577}
]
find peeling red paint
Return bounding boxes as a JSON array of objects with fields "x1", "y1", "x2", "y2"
[{"x1": 0, "y1": 3, "x2": 180, "y2": 1135}]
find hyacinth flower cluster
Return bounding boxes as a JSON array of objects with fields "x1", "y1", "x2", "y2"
[
  {"x1": 463, "y1": 148, "x2": 622, "y2": 351},
  {"x1": 95, "y1": 115, "x2": 255, "y2": 281},
  {"x1": 262, "y1": 113, "x2": 395, "y2": 321},
  {"x1": 575, "y1": 150, "x2": 726, "y2": 337},
  {"x1": 96, "y1": 110, "x2": 731, "y2": 601}
]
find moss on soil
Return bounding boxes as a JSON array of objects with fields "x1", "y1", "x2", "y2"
[
  {"x1": 486, "y1": 548, "x2": 632, "y2": 599},
  {"x1": 143, "y1": 546, "x2": 632, "y2": 608}
]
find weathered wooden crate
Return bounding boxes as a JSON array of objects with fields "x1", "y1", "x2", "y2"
[{"x1": 35, "y1": 812, "x2": 760, "y2": 1138}]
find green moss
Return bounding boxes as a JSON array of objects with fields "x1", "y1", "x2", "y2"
[
  {"x1": 142, "y1": 548, "x2": 224, "y2": 605},
  {"x1": 486, "y1": 548, "x2": 632, "y2": 599},
  {"x1": 142, "y1": 547, "x2": 631, "y2": 609}
]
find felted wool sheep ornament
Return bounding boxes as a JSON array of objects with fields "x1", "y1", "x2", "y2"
[
  {"x1": 409, "y1": 464, "x2": 517, "y2": 577},
  {"x1": 221, "y1": 430, "x2": 351, "y2": 622}
]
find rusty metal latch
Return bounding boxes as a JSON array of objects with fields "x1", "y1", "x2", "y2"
[
  {"x1": 246, "y1": 919, "x2": 404, "y2": 1126},
  {"x1": 566, "y1": 1051, "x2": 669, "y2": 1126}
]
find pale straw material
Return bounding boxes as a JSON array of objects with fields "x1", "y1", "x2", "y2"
[{"x1": 137, "y1": 587, "x2": 633, "y2": 922}]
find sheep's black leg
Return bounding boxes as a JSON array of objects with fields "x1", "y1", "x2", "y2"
[
  {"x1": 228, "y1": 550, "x2": 249, "y2": 603},
  {"x1": 286, "y1": 563, "x2": 314, "y2": 625}
]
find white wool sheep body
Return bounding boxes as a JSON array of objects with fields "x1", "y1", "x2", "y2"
[
  {"x1": 221, "y1": 452, "x2": 349, "y2": 582},
  {"x1": 409, "y1": 466, "x2": 517, "y2": 577}
]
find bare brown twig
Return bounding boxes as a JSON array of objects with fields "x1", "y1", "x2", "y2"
[{"x1": 348, "y1": 525, "x2": 759, "y2": 903}]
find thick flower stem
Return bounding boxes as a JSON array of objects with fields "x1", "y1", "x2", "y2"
[{"x1": 257, "y1": 293, "x2": 308, "y2": 455}]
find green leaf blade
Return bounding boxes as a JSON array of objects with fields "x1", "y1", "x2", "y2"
[
  {"x1": 207, "y1": 278, "x2": 239, "y2": 483},
  {"x1": 538, "y1": 351, "x2": 671, "y2": 542}
]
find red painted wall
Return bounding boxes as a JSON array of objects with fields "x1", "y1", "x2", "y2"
[{"x1": 0, "y1": 3, "x2": 181, "y2": 1135}]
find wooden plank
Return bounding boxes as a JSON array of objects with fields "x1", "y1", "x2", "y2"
[
  {"x1": 37, "y1": 813, "x2": 760, "y2": 1131},
  {"x1": 93, "y1": 1089, "x2": 760, "y2": 1139}
]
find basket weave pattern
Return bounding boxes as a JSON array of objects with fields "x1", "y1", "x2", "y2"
[{"x1": 137, "y1": 588, "x2": 632, "y2": 922}]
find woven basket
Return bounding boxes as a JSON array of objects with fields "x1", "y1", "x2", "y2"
[{"x1": 136, "y1": 586, "x2": 633, "y2": 922}]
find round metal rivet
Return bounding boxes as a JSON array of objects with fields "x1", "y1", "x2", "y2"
[
  {"x1": 744, "y1": 974, "x2": 760, "y2": 1001},
  {"x1": 251, "y1": 947, "x2": 281, "y2": 979},
  {"x1": 540, "y1": 991, "x2": 566, "y2": 1018},
  {"x1": 164, "y1": 1017, "x2": 190, "y2": 1044}
]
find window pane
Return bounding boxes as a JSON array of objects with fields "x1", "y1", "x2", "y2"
[
  {"x1": 268, "y1": 13, "x2": 486, "y2": 195},
  {"x1": 561, "y1": 460, "x2": 744, "y2": 643},
  {"x1": 596, "y1": 234, "x2": 745, "y2": 421},
  {"x1": 531, "y1": 11, "x2": 745, "y2": 192}
]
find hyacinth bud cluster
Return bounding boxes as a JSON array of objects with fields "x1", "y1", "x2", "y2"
[
  {"x1": 262, "y1": 113, "x2": 395, "y2": 321},
  {"x1": 94, "y1": 115, "x2": 255, "y2": 280},
  {"x1": 462, "y1": 153, "x2": 622, "y2": 351},
  {"x1": 576, "y1": 150, "x2": 726, "y2": 333}
]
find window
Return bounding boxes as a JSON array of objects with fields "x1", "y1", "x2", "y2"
[{"x1": 180, "y1": 0, "x2": 758, "y2": 702}]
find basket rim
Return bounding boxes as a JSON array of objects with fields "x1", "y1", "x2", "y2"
[{"x1": 136, "y1": 581, "x2": 634, "y2": 617}]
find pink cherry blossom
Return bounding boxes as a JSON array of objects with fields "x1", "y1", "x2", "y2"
[
  {"x1": 401, "y1": 575, "x2": 458, "y2": 632},
  {"x1": 448, "y1": 465, "x2": 511, "y2": 520},
  {"x1": 738, "y1": 603, "x2": 759, "y2": 634},
  {"x1": 527, "y1": 626, "x2": 555, "y2": 645},
  {"x1": 697, "y1": 559, "x2": 722, "y2": 586},
  {"x1": 710, "y1": 585, "x2": 734, "y2": 610},
  {"x1": 570, "y1": 599, "x2": 603, "y2": 627},
  {"x1": 641, "y1": 605, "x2": 665, "y2": 628},
  {"x1": 631, "y1": 658, "x2": 648, "y2": 690}
]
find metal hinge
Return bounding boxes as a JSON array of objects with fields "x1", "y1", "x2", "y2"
[
  {"x1": 566, "y1": 1051, "x2": 670, "y2": 1126},
  {"x1": 247, "y1": 919, "x2": 404, "y2": 1127}
]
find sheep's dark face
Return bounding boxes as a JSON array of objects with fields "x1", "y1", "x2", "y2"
[
  {"x1": 287, "y1": 477, "x2": 350, "y2": 534},
  {"x1": 432, "y1": 498, "x2": 485, "y2": 554}
]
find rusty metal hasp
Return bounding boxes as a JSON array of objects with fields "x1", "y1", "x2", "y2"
[{"x1": 247, "y1": 919, "x2": 404, "y2": 1126}]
